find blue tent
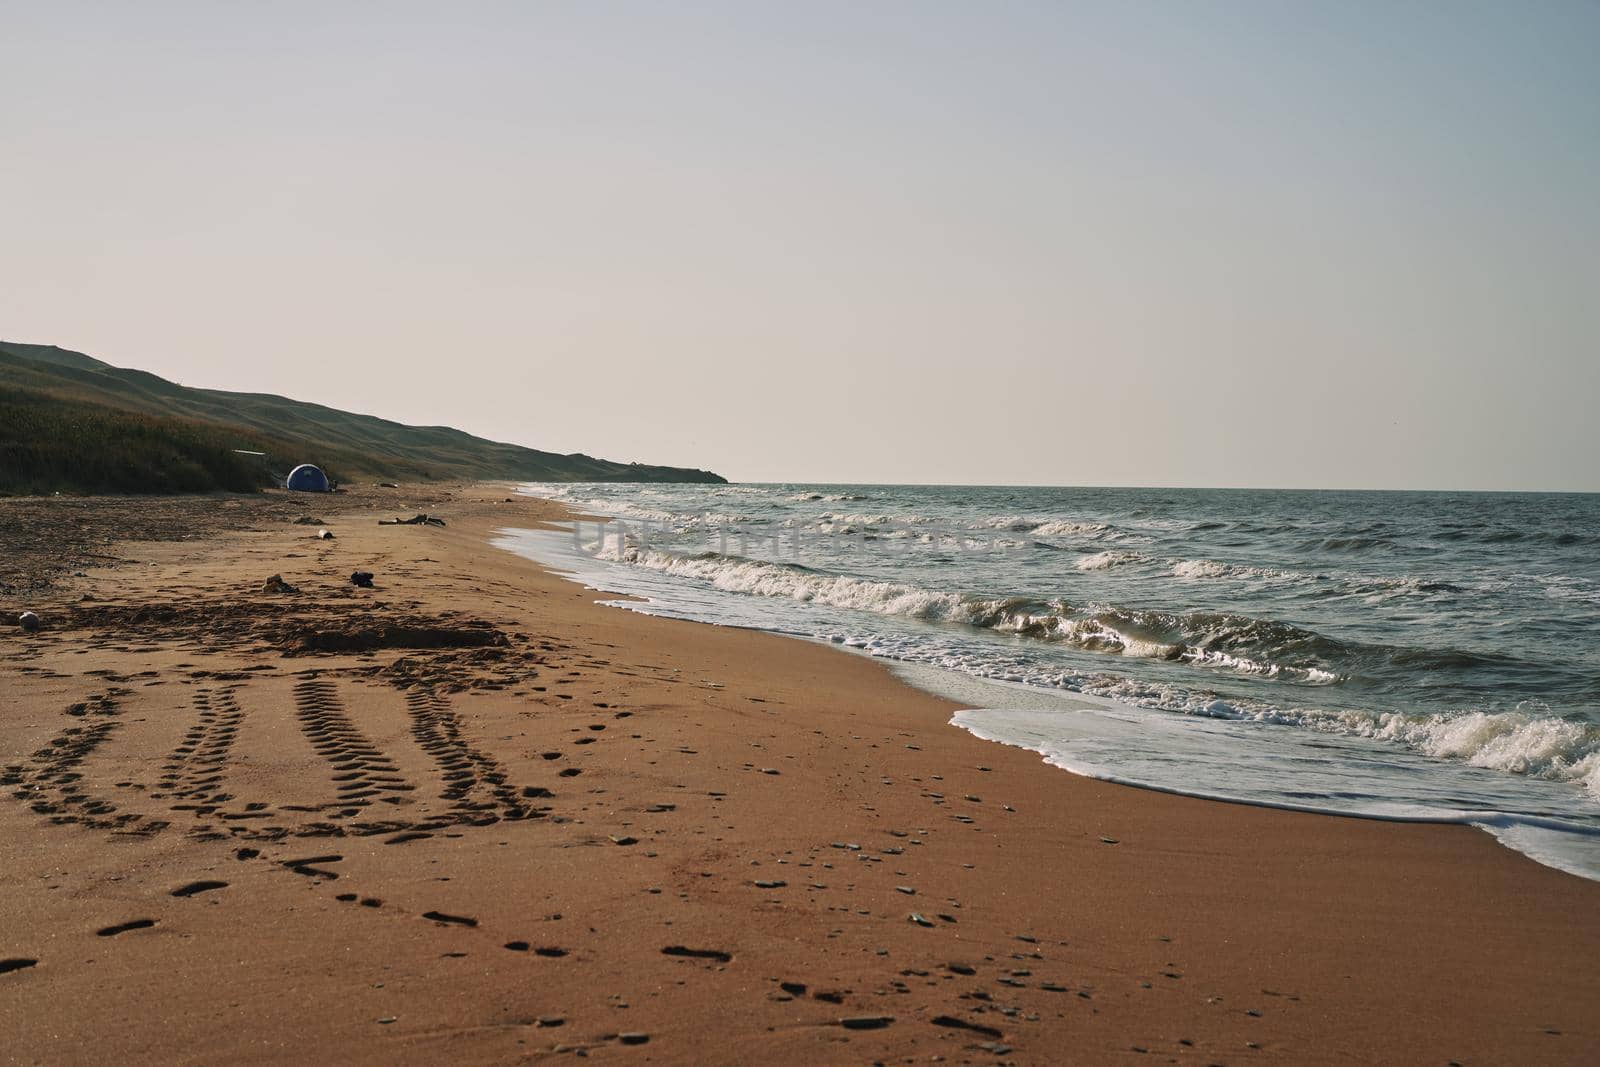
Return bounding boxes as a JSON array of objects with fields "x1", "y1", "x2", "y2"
[{"x1": 285, "y1": 464, "x2": 330, "y2": 492}]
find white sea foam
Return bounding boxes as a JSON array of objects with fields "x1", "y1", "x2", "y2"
[
  {"x1": 789, "y1": 492, "x2": 867, "y2": 502},
  {"x1": 973, "y1": 516, "x2": 1112, "y2": 538},
  {"x1": 1212, "y1": 705, "x2": 1600, "y2": 799},
  {"x1": 599, "y1": 543, "x2": 982, "y2": 622},
  {"x1": 947, "y1": 703, "x2": 1600, "y2": 881},
  {"x1": 1178, "y1": 647, "x2": 1341, "y2": 683},
  {"x1": 1076, "y1": 550, "x2": 1148, "y2": 571},
  {"x1": 1034, "y1": 519, "x2": 1111, "y2": 538},
  {"x1": 596, "y1": 541, "x2": 1349, "y2": 689},
  {"x1": 1170, "y1": 558, "x2": 1303, "y2": 583},
  {"x1": 814, "y1": 512, "x2": 936, "y2": 528}
]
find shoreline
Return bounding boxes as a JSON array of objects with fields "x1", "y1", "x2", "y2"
[
  {"x1": 498, "y1": 510, "x2": 1600, "y2": 883},
  {"x1": 2, "y1": 482, "x2": 1596, "y2": 1063}
]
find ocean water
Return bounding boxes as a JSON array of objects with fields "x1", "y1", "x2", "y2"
[{"x1": 493, "y1": 483, "x2": 1600, "y2": 880}]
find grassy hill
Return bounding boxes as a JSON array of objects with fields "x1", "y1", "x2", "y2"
[{"x1": 0, "y1": 341, "x2": 725, "y2": 493}]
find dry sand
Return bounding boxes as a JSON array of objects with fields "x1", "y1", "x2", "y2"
[{"x1": 2, "y1": 482, "x2": 1596, "y2": 1065}]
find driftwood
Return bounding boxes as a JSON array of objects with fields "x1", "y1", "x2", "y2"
[{"x1": 378, "y1": 513, "x2": 446, "y2": 527}]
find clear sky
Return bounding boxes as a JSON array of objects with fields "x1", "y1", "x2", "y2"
[{"x1": 4, "y1": 2, "x2": 1597, "y2": 490}]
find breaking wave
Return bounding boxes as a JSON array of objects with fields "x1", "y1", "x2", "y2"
[
  {"x1": 596, "y1": 543, "x2": 1367, "y2": 685},
  {"x1": 1230, "y1": 705, "x2": 1600, "y2": 799},
  {"x1": 1077, "y1": 550, "x2": 1148, "y2": 571},
  {"x1": 1171, "y1": 558, "x2": 1302, "y2": 583}
]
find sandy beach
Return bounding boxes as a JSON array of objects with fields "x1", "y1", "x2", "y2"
[{"x1": 2, "y1": 482, "x2": 1596, "y2": 1065}]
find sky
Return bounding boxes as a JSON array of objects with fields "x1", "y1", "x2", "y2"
[{"x1": 3, "y1": 2, "x2": 1597, "y2": 491}]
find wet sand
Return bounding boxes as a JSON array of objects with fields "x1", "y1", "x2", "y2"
[{"x1": 1, "y1": 482, "x2": 1596, "y2": 1064}]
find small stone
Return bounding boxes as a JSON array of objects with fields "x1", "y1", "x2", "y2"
[
  {"x1": 839, "y1": 1016, "x2": 894, "y2": 1030},
  {"x1": 618, "y1": 1032, "x2": 649, "y2": 1045},
  {"x1": 908, "y1": 913, "x2": 934, "y2": 928},
  {"x1": 609, "y1": 835, "x2": 638, "y2": 846},
  {"x1": 895, "y1": 886, "x2": 916, "y2": 895},
  {"x1": 753, "y1": 880, "x2": 787, "y2": 889}
]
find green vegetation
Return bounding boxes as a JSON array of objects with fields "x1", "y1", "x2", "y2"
[
  {"x1": 0, "y1": 387, "x2": 280, "y2": 494},
  {"x1": 0, "y1": 341, "x2": 726, "y2": 493}
]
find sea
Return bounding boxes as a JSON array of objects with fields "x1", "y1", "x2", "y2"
[{"x1": 492, "y1": 483, "x2": 1600, "y2": 881}]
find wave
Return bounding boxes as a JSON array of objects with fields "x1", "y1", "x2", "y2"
[
  {"x1": 1233, "y1": 705, "x2": 1600, "y2": 800},
  {"x1": 597, "y1": 543, "x2": 978, "y2": 621},
  {"x1": 972, "y1": 515, "x2": 1113, "y2": 538},
  {"x1": 1034, "y1": 519, "x2": 1113, "y2": 538},
  {"x1": 581, "y1": 526, "x2": 1533, "y2": 696},
  {"x1": 1171, "y1": 558, "x2": 1305, "y2": 583},
  {"x1": 945, "y1": 667, "x2": 1597, "y2": 802},
  {"x1": 1436, "y1": 525, "x2": 1600, "y2": 547},
  {"x1": 972, "y1": 515, "x2": 1044, "y2": 531},
  {"x1": 1528, "y1": 575, "x2": 1600, "y2": 607},
  {"x1": 1164, "y1": 557, "x2": 1474, "y2": 601},
  {"x1": 1077, "y1": 550, "x2": 1148, "y2": 571},
  {"x1": 596, "y1": 539, "x2": 1532, "y2": 685},
  {"x1": 814, "y1": 512, "x2": 937, "y2": 529},
  {"x1": 1303, "y1": 535, "x2": 1402, "y2": 553},
  {"x1": 597, "y1": 542, "x2": 1358, "y2": 684}
]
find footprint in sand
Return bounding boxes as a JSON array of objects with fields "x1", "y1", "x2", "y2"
[
  {"x1": 661, "y1": 945, "x2": 732, "y2": 963},
  {"x1": 421, "y1": 911, "x2": 477, "y2": 927},
  {"x1": 282, "y1": 854, "x2": 343, "y2": 880}
]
